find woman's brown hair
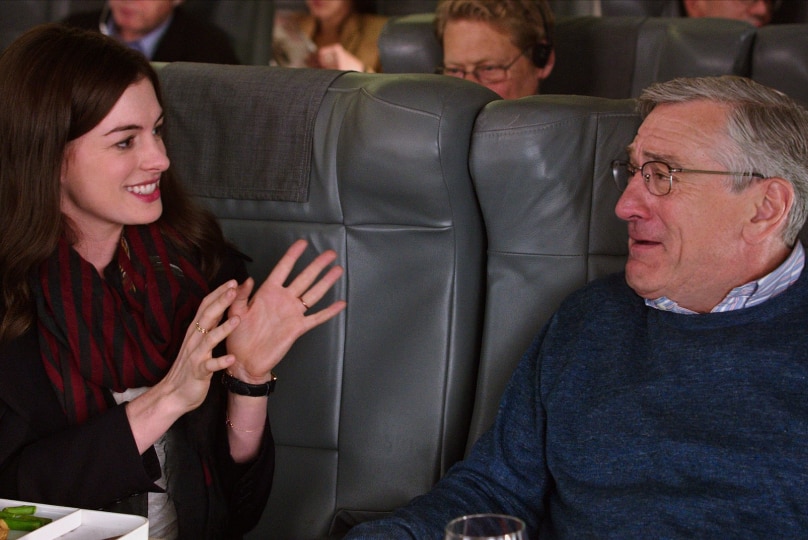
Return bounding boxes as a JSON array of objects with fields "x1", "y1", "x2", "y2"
[{"x1": 0, "y1": 24, "x2": 226, "y2": 343}]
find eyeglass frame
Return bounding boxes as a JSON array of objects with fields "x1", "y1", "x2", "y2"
[
  {"x1": 611, "y1": 159, "x2": 766, "y2": 196},
  {"x1": 435, "y1": 49, "x2": 529, "y2": 84}
]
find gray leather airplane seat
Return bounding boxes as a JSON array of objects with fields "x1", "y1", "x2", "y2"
[
  {"x1": 465, "y1": 95, "x2": 641, "y2": 446},
  {"x1": 157, "y1": 62, "x2": 498, "y2": 538}
]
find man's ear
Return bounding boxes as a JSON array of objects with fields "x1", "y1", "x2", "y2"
[
  {"x1": 537, "y1": 49, "x2": 555, "y2": 80},
  {"x1": 744, "y1": 177, "x2": 794, "y2": 244}
]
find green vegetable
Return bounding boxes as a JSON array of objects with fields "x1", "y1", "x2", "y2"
[
  {"x1": 0, "y1": 508, "x2": 51, "y2": 531},
  {"x1": 1, "y1": 505, "x2": 35, "y2": 515}
]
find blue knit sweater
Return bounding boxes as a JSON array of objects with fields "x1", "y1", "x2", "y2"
[{"x1": 346, "y1": 271, "x2": 808, "y2": 539}]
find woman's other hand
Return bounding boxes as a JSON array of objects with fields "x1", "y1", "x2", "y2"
[{"x1": 126, "y1": 280, "x2": 241, "y2": 453}]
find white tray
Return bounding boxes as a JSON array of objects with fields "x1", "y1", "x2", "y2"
[{"x1": 1, "y1": 498, "x2": 148, "y2": 540}]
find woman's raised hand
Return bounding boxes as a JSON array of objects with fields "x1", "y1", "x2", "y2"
[{"x1": 225, "y1": 239, "x2": 346, "y2": 383}]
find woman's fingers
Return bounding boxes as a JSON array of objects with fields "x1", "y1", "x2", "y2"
[
  {"x1": 258, "y1": 240, "x2": 344, "y2": 309},
  {"x1": 298, "y1": 265, "x2": 344, "y2": 311},
  {"x1": 203, "y1": 352, "x2": 236, "y2": 375},
  {"x1": 301, "y1": 300, "x2": 347, "y2": 330},
  {"x1": 264, "y1": 239, "x2": 310, "y2": 286},
  {"x1": 189, "y1": 279, "x2": 239, "y2": 337}
]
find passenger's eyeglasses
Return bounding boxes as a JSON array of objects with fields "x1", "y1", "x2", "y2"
[
  {"x1": 436, "y1": 49, "x2": 528, "y2": 84},
  {"x1": 611, "y1": 160, "x2": 765, "y2": 196}
]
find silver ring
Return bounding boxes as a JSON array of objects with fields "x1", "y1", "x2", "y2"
[{"x1": 195, "y1": 321, "x2": 209, "y2": 334}]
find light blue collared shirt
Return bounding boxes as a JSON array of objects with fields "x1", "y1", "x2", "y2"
[
  {"x1": 104, "y1": 11, "x2": 173, "y2": 60},
  {"x1": 646, "y1": 242, "x2": 805, "y2": 314}
]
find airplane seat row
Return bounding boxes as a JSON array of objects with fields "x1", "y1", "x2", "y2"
[
  {"x1": 153, "y1": 56, "x2": 654, "y2": 537},
  {"x1": 3, "y1": 4, "x2": 807, "y2": 540},
  {"x1": 378, "y1": 14, "x2": 808, "y2": 105},
  {"x1": 154, "y1": 10, "x2": 808, "y2": 530}
]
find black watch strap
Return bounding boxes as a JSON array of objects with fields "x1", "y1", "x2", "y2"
[{"x1": 221, "y1": 371, "x2": 276, "y2": 396}]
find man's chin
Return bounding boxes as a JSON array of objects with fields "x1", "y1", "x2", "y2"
[{"x1": 623, "y1": 269, "x2": 661, "y2": 300}]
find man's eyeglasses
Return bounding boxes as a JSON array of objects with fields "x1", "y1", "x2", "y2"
[
  {"x1": 611, "y1": 160, "x2": 765, "y2": 196},
  {"x1": 436, "y1": 49, "x2": 527, "y2": 84}
]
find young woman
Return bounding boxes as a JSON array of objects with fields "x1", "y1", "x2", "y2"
[
  {"x1": 281, "y1": 0, "x2": 388, "y2": 72},
  {"x1": 0, "y1": 24, "x2": 345, "y2": 539}
]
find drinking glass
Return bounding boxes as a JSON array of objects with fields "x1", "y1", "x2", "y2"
[{"x1": 444, "y1": 513, "x2": 526, "y2": 540}]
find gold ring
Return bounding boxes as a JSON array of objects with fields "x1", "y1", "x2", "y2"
[
  {"x1": 299, "y1": 297, "x2": 310, "y2": 310},
  {"x1": 195, "y1": 321, "x2": 209, "y2": 334}
]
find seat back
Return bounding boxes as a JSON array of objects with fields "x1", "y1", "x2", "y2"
[
  {"x1": 378, "y1": 13, "x2": 442, "y2": 74},
  {"x1": 599, "y1": 0, "x2": 683, "y2": 16},
  {"x1": 379, "y1": 14, "x2": 755, "y2": 99},
  {"x1": 0, "y1": 0, "x2": 103, "y2": 50},
  {"x1": 466, "y1": 95, "x2": 641, "y2": 446},
  {"x1": 375, "y1": 0, "x2": 439, "y2": 16},
  {"x1": 157, "y1": 63, "x2": 497, "y2": 538},
  {"x1": 751, "y1": 24, "x2": 808, "y2": 107},
  {"x1": 543, "y1": 16, "x2": 755, "y2": 98}
]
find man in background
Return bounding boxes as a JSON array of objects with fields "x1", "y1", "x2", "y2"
[{"x1": 63, "y1": 0, "x2": 239, "y2": 63}]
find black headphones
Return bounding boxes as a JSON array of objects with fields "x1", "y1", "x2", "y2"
[
  {"x1": 529, "y1": 0, "x2": 554, "y2": 68},
  {"x1": 531, "y1": 42, "x2": 552, "y2": 68}
]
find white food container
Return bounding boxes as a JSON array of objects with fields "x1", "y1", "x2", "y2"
[{"x1": 1, "y1": 498, "x2": 147, "y2": 540}]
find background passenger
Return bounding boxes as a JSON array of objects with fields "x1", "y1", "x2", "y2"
[
  {"x1": 62, "y1": 0, "x2": 240, "y2": 63},
  {"x1": 344, "y1": 75, "x2": 808, "y2": 538},
  {"x1": 434, "y1": 0, "x2": 555, "y2": 99},
  {"x1": 0, "y1": 24, "x2": 345, "y2": 539},
  {"x1": 273, "y1": 0, "x2": 388, "y2": 72},
  {"x1": 682, "y1": 0, "x2": 778, "y2": 27}
]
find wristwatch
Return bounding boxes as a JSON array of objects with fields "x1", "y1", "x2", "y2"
[{"x1": 221, "y1": 371, "x2": 277, "y2": 396}]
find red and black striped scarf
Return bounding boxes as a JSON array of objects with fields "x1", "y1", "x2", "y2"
[{"x1": 35, "y1": 224, "x2": 209, "y2": 425}]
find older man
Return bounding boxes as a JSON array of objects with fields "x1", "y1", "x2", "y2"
[
  {"x1": 345, "y1": 76, "x2": 808, "y2": 538},
  {"x1": 434, "y1": 0, "x2": 555, "y2": 99}
]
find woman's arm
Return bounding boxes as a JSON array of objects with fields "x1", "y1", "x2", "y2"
[{"x1": 223, "y1": 239, "x2": 346, "y2": 461}]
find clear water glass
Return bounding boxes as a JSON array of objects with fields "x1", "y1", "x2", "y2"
[{"x1": 444, "y1": 513, "x2": 526, "y2": 540}]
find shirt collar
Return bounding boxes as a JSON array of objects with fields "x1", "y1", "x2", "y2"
[
  {"x1": 645, "y1": 242, "x2": 805, "y2": 314},
  {"x1": 106, "y1": 11, "x2": 173, "y2": 60}
]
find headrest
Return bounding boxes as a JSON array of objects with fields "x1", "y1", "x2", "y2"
[
  {"x1": 378, "y1": 13, "x2": 442, "y2": 74},
  {"x1": 752, "y1": 25, "x2": 808, "y2": 107},
  {"x1": 159, "y1": 63, "x2": 343, "y2": 202}
]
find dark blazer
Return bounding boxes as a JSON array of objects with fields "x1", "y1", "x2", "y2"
[
  {"x1": 0, "y1": 254, "x2": 273, "y2": 539},
  {"x1": 62, "y1": 5, "x2": 240, "y2": 64}
]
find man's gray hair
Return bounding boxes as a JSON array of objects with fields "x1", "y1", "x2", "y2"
[{"x1": 638, "y1": 76, "x2": 808, "y2": 246}]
